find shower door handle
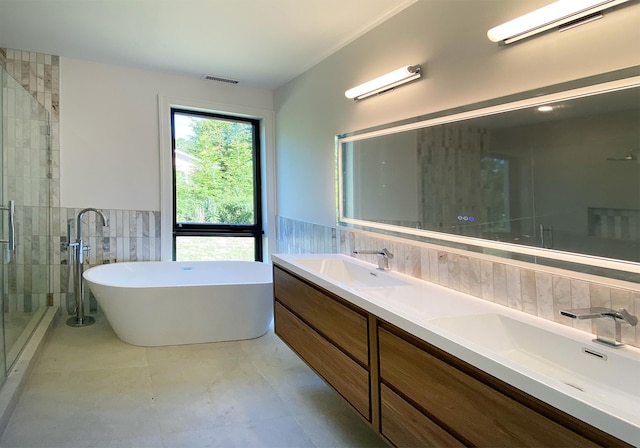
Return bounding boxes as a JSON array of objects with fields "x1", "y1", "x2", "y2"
[{"x1": 0, "y1": 200, "x2": 16, "y2": 256}]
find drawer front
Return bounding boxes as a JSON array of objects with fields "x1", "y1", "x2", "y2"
[
  {"x1": 381, "y1": 384, "x2": 463, "y2": 448},
  {"x1": 275, "y1": 302, "x2": 370, "y2": 419},
  {"x1": 274, "y1": 266, "x2": 369, "y2": 366},
  {"x1": 378, "y1": 327, "x2": 599, "y2": 447}
]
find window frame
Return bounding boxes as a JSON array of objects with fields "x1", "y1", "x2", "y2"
[
  {"x1": 158, "y1": 95, "x2": 276, "y2": 264},
  {"x1": 170, "y1": 108, "x2": 264, "y2": 261}
]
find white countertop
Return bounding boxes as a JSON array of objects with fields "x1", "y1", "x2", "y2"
[{"x1": 272, "y1": 253, "x2": 640, "y2": 446}]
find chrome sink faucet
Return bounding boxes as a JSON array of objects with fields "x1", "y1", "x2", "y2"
[
  {"x1": 352, "y1": 248, "x2": 394, "y2": 270},
  {"x1": 560, "y1": 307, "x2": 638, "y2": 348}
]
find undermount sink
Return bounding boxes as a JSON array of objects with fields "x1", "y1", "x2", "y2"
[
  {"x1": 293, "y1": 257, "x2": 411, "y2": 289},
  {"x1": 430, "y1": 313, "x2": 640, "y2": 419}
]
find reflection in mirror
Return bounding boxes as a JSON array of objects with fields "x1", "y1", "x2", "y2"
[{"x1": 338, "y1": 68, "x2": 640, "y2": 279}]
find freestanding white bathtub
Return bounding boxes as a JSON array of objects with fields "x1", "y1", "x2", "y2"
[{"x1": 83, "y1": 261, "x2": 273, "y2": 347}]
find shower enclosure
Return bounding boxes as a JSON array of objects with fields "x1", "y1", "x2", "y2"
[{"x1": 0, "y1": 66, "x2": 50, "y2": 386}]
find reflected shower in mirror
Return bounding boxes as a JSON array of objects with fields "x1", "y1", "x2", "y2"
[{"x1": 338, "y1": 68, "x2": 640, "y2": 276}]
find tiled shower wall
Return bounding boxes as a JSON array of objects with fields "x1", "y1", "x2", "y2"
[
  {"x1": 277, "y1": 215, "x2": 640, "y2": 349},
  {"x1": 1, "y1": 47, "x2": 162, "y2": 312},
  {"x1": 1, "y1": 49, "x2": 56, "y2": 314}
]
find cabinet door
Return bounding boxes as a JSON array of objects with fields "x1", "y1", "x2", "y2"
[
  {"x1": 274, "y1": 267, "x2": 369, "y2": 366},
  {"x1": 275, "y1": 302, "x2": 371, "y2": 419},
  {"x1": 379, "y1": 327, "x2": 600, "y2": 448},
  {"x1": 381, "y1": 384, "x2": 464, "y2": 448}
]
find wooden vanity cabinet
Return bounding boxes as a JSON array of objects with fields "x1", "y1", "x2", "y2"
[
  {"x1": 273, "y1": 264, "x2": 632, "y2": 448},
  {"x1": 273, "y1": 266, "x2": 368, "y2": 365},
  {"x1": 378, "y1": 324, "x2": 613, "y2": 447},
  {"x1": 380, "y1": 383, "x2": 464, "y2": 447},
  {"x1": 273, "y1": 266, "x2": 371, "y2": 420}
]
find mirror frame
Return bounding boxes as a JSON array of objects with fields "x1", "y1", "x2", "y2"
[{"x1": 336, "y1": 66, "x2": 640, "y2": 279}]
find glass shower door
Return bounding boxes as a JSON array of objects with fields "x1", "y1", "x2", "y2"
[
  {"x1": 1, "y1": 65, "x2": 51, "y2": 372},
  {"x1": 0, "y1": 67, "x2": 6, "y2": 385}
]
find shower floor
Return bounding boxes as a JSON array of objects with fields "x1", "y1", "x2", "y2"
[{"x1": 0, "y1": 313, "x2": 386, "y2": 447}]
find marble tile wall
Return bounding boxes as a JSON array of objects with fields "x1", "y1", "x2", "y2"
[
  {"x1": 0, "y1": 48, "x2": 60, "y2": 208},
  {"x1": 588, "y1": 206, "x2": 640, "y2": 241},
  {"x1": 277, "y1": 215, "x2": 640, "y2": 349},
  {"x1": 55, "y1": 207, "x2": 162, "y2": 312},
  {"x1": 5, "y1": 206, "x2": 50, "y2": 313},
  {"x1": 2, "y1": 47, "x2": 162, "y2": 313},
  {"x1": 0, "y1": 49, "x2": 59, "y2": 123},
  {"x1": 417, "y1": 124, "x2": 487, "y2": 237},
  {"x1": 1, "y1": 49, "x2": 55, "y2": 314}
]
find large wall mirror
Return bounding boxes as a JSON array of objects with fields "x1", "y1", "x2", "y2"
[{"x1": 337, "y1": 67, "x2": 640, "y2": 281}]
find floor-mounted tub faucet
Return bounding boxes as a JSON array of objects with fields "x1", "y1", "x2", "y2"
[
  {"x1": 560, "y1": 307, "x2": 638, "y2": 347},
  {"x1": 352, "y1": 248, "x2": 394, "y2": 270},
  {"x1": 67, "y1": 208, "x2": 108, "y2": 327}
]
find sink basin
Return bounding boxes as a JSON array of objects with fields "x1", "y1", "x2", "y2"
[
  {"x1": 430, "y1": 313, "x2": 640, "y2": 419},
  {"x1": 294, "y1": 257, "x2": 411, "y2": 289}
]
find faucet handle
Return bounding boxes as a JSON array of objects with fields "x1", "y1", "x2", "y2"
[
  {"x1": 379, "y1": 248, "x2": 394, "y2": 259},
  {"x1": 607, "y1": 308, "x2": 638, "y2": 326},
  {"x1": 620, "y1": 309, "x2": 638, "y2": 326}
]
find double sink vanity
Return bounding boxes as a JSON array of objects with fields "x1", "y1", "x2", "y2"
[{"x1": 272, "y1": 253, "x2": 639, "y2": 447}]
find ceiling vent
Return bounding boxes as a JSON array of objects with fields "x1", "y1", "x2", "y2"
[{"x1": 200, "y1": 74, "x2": 239, "y2": 84}]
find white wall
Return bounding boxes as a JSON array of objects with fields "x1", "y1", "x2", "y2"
[
  {"x1": 274, "y1": 0, "x2": 640, "y2": 227},
  {"x1": 60, "y1": 57, "x2": 273, "y2": 210}
]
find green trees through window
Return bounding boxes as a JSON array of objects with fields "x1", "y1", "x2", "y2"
[{"x1": 175, "y1": 114, "x2": 255, "y2": 225}]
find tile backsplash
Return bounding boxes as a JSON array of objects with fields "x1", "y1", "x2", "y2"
[
  {"x1": 276, "y1": 215, "x2": 640, "y2": 349},
  {"x1": 55, "y1": 207, "x2": 161, "y2": 312}
]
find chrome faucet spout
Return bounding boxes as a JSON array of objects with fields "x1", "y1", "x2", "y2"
[
  {"x1": 352, "y1": 248, "x2": 394, "y2": 270},
  {"x1": 76, "y1": 208, "x2": 107, "y2": 241},
  {"x1": 560, "y1": 307, "x2": 638, "y2": 348}
]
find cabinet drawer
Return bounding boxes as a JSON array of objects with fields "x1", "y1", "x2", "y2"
[
  {"x1": 381, "y1": 384, "x2": 463, "y2": 448},
  {"x1": 378, "y1": 326, "x2": 599, "y2": 447},
  {"x1": 275, "y1": 302, "x2": 370, "y2": 419},
  {"x1": 274, "y1": 266, "x2": 369, "y2": 366}
]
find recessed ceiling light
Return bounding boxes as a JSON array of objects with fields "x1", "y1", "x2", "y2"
[{"x1": 537, "y1": 105, "x2": 554, "y2": 112}]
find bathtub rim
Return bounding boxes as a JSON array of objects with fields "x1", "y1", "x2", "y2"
[{"x1": 83, "y1": 260, "x2": 273, "y2": 289}]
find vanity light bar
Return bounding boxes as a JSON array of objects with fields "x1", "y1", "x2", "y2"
[
  {"x1": 339, "y1": 76, "x2": 640, "y2": 144},
  {"x1": 345, "y1": 65, "x2": 422, "y2": 100},
  {"x1": 487, "y1": 0, "x2": 631, "y2": 44}
]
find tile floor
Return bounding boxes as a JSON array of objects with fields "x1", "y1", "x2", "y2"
[
  {"x1": 0, "y1": 314, "x2": 387, "y2": 448},
  {"x1": 4, "y1": 311, "x2": 45, "y2": 370}
]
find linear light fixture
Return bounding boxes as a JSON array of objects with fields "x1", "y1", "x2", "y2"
[
  {"x1": 345, "y1": 65, "x2": 422, "y2": 100},
  {"x1": 487, "y1": 0, "x2": 631, "y2": 44}
]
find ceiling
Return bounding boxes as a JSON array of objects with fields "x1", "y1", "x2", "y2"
[{"x1": 0, "y1": 0, "x2": 416, "y2": 89}]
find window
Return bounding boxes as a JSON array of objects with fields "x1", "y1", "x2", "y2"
[{"x1": 171, "y1": 109, "x2": 263, "y2": 261}]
